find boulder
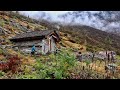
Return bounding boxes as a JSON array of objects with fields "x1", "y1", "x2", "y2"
[
  {"x1": 0, "y1": 27, "x2": 5, "y2": 35},
  {"x1": 105, "y1": 64, "x2": 117, "y2": 71}
]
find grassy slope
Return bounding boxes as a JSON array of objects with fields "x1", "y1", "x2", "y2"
[{"x1": 59, "y1": 25, "x2": 120, "y2": 54}]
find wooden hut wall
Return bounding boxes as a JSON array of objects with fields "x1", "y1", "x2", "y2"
[{"x1": 14, "y1": 40, "x2": 43, "y2": 47}]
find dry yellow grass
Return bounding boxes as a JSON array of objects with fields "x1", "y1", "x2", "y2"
[
  {"x1": 0, "y1": 55, "x2": 5, "y2": 60},
  {"x1": 15, "y1": 52, "x2": 36, "y2": 66},
  {"x1": 60, "y1": 32, "x2": 86, "y2": 52},
  {"x1": 62, "y1": 36, "x2": 69, "y2": 41},
  {"x1": 7, "y1": 34, "x2": 16, "y2": 39},
  {"x1": 19, "y1": 21, "x2": 28, "y2": 27},
  {"x1": 64, "y1": 41, "x2": 79, "y2": 48},
  {"x1": 22, "y1": 56, "x2": 36, "y2": 65},
  {"x1": 4, "y1": 15, "x2": 9, "y2": 21},
  {"x1": 62, "y1": 40, "x2": 86, "y2": 52},
  {"x1": 7, "y1": 49, "x2": 18, "y2": 55},
  {"x1": 89, "y1": 63, "x2": 106, "y2": 73},
  {"x1": 59, "y1": 32, "x2": 64, "y2": 36},
  {"x1": 77, "y1": 61, "x2": 106, "y2": 73}
]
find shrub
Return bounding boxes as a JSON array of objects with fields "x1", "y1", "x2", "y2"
[
  {"x1": 38, "y1": 70, "x2": 47, "y2": 79},
  {"x1": 53, "y1": 50, "x2": 76, "y2": 78},
  {"x1": 0, "y1": 71, "x2": 5, "y2": 77},
  {"x1": 54, "y1": 70, "x2": 63, "y2": 79},
  {"x1": 0, "y1": 55, "x2": 21, "y2": 73},
  {"x1": 32, "y1": 49, "x2": 79, "y2": 79},
  {"x1": 85, "y1": 60, "x2": 91, "y2": 66}
]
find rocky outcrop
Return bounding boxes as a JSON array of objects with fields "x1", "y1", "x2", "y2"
[{"x1": 9, "y1": 19, "x2": 29, "y2": 32}]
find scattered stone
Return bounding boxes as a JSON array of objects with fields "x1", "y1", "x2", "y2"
[
  {"x1": 105, "y1": 63, "x2": 117, "y2": 72},
  {"x1": 0, "y1": 26, "x2": 5, "y2": 35},
  {"x1": 0, "y1": 26, "x2": 11, "y2": 34}
]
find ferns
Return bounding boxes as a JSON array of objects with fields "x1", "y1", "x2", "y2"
[{"x1": 54, "y1": 70, "x2": 63, "y2": 79}]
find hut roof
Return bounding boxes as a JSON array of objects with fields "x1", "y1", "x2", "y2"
[{"x1": 10, "y1": 30, "x2": 61, "y2": 42}]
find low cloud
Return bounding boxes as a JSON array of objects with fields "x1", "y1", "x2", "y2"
[{"x1": 19, "y1": 11, "x2": 120, "y2": 32}]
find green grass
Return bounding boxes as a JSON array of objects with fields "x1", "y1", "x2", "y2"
[
  {"x1": 116, "y1": 55, "x2": 120, "y2": 60},
  {"x1": 0, "y1": 48, "x2": 3, "y2": 54}
]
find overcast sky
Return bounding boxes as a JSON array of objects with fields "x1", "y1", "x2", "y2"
[
  {"x1": 19, "y1": 11, "x2": 72, "y2": 21},
  {"x1": 19, "y1": 11, "x2": 101, "y2": 27},
  {"x1": 19, "y1": 11, "x2": 120, "y2": 32},
  {"x1": 20, "y1": 11, "x2": 70, "y2": 15}
]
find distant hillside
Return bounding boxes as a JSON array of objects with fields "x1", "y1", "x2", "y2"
[{"x1": 59, "y1": 25, "x2": 120, "y2": 54}]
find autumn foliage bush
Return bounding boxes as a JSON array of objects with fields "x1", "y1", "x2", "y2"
[{"x1": 0, "y1": 55, "x2": 21, "y2": 73}]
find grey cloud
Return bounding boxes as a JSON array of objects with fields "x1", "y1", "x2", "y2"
[{"x1": 19, "y1": 11, "x2": 120, "y2": 33}]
